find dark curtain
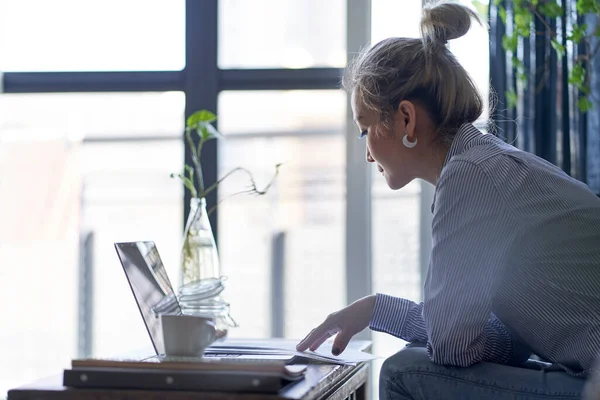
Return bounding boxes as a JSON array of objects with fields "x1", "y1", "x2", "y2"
[
  {"x1": 586, "y1": 13, "x2": 600, "y2": 193},
  {"x1": 489, "y1": 0, "x2": 600, "y2": 194}
]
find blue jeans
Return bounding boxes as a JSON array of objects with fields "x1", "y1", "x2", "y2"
[{"x1": 380, "y1": 345, "x2": 586, "y2": 399}]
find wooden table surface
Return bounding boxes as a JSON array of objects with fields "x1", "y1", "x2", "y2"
[{"x1": 8, "y1": 341, "x2": 372, "y2": 400}]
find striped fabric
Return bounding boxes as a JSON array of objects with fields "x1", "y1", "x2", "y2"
[{"x1": 370, "y1": 123, "x2": 600, "y2": 377}]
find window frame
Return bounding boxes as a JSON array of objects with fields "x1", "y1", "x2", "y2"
[{"x1": 2, "y1": 0, "x2": 433, "y2": 352}]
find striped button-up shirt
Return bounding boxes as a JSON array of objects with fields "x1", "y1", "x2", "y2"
[{"x1": 370, "y1": 123, "x2": 600, "y2": 377}]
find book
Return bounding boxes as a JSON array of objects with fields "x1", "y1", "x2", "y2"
[
  {"x1": 63, "y1": 367, "x2": 304, "y2": 393},
  {"x1": 64, "y1": 358, "x2": 307, "y2": 393},
  {"x1": 70, "y1": 357, "x2": 307, "y2": 378}
]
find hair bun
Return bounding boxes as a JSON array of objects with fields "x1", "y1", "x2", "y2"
[{"x1": 420, "y1": 1, "x2": 482, "y2": 45}]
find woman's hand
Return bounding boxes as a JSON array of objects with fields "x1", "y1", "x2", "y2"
[{"x1": 296, "y1": 294, "x2": 376, "y2": 356}]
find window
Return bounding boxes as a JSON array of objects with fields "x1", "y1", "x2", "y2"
[
  {"x1": 218, "y1": 0, "x2": 346, "y2": 69},
  {"x1": 0, "y1": 92, "x2": 184, "y2": 392},
  {"x1": 0, "y1": 0, "x2": 185, "y2": 72},
  {"x1": 450, "y1": 0, "x2": 490, "y2": 125},
  {"x1": 1, "y1": 1, "x2": 493, "y2": 398},
  {"x1": 371, "y1": 0, "x2": 422, "y2": 42},
  {"x1": 217, "y1": 90, "x2": 346, "y2": 338}
]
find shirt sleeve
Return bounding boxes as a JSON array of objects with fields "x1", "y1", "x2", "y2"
[
  {"x1": 369, "y1": 160, "x2": 531, "y2": 367},
  {"x1": 369, "y1": 295, "x2": 531, "y2": 365}
]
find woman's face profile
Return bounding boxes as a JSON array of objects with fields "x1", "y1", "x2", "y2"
[{"x1": 351, "y1": 91, "x2": 420, "y2": 190}]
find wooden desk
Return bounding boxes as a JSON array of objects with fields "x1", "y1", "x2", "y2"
[
  {"x1": 8, "y1": 363, "x2": 369, "y2": 400},
  {"x1": 8, "y1": 341, "x2": 372, "y2": 400}
]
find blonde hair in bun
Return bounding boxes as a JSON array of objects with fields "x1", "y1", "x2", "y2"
[
  {"x1": 343, "y1": 1, "x2": 486, "y2": 143},
  {"x1": 421, "y1": 1, "x2": 483, "y2": 47}
]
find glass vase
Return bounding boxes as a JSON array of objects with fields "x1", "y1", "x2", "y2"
[
  {"x1": 178, "y1": 197, "x2": 238, "y2": 339},
  {"x1": 180, "y1": 197, "x2": 220, "y2": 287}
]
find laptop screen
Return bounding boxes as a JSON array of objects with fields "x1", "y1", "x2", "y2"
[{"x1": 114, "y1": 241, "x2": 182, "y2": 356}]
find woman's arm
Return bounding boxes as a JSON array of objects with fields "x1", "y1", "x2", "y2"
[{"x1": 370, "y1": 295, "x2": 531, "y2": 365}]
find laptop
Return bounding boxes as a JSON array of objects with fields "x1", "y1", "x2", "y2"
[{"x1": 113, "y1": 241, "x2": 296, "y2": 363}]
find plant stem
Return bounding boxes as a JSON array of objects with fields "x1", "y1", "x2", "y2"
[
  {"x1": 528, "y1": 3, "x2": 557, "y2": 39},
  {"x1": 203, "y1": 164, "x2": 281, "y2": 213},
  {"x1": 206, "y1": 189, "x2": 255, "y2": 216},
  {"x1": 185, "y1": 128, "x2": 204, "y2": 195},
  {"x1": 200, "y1": 167, "x2": 246, "y2": 198},
  {"x1": 196, "y1": 140, "x2": 205, "y2": 194}
]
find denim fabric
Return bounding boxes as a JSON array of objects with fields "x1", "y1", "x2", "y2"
[{"x1": 380, "y1": 345, "x2": 586, "y2": 400}]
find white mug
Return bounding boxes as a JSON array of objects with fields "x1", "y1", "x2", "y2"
[{"x1": 160, "y1": 314, "x2": 217, "y2": 357}]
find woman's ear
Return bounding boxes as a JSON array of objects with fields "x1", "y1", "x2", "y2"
[{"x1": 396, "y1": 100, "x2": 417, "y2": 140}]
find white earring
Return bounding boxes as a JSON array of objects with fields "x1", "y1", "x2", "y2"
[{"x1": 402, "y1": 134, "x2": 417, "y2": 148}]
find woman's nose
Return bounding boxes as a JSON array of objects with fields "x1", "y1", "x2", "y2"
[{"x1": 366, "y1": 148, "x2": 375, "y2": 163}]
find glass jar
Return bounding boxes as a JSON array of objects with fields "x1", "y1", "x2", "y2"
[{"x1": 177, "y1": 277, "x2": 237, "y2": 340}]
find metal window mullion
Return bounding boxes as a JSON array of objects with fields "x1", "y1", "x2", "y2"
[
  {"x1": 418, "y1": 181, "x2": 434, "y2": 300},
  {"x1": 184, "y1": 0, "x2": 219, "y2": 239},
  {"x1": 220, "y1": 68, "x2": 342, "y2": 91},
  {"x1": 2, "y1": 71, "x2": 184, "y2": 93},
  {"x1": 345, "y1": 0, "x2": 372, "y2": 340}
]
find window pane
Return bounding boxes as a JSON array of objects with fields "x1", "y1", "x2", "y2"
[
  {"x1": 0, "y1": 0, "x2": 185, "y2": 72},
  {"x1": 81, "y1": 140, "x2": 184, "y2": 357},
  {"x1": 0, "y1": 92, "x2": 184, "y2": 395},
  {"x1": 1, "y1": 92, "x2": 185, "y2": 140},
  {"x1": 449, "y1": 0, "x2": 490, "y2": 124},
  {"x1": 372, "y1": 0, "x2": 422, "y2": 42},
  {"x1": 218, "y1": 90, "x2": 346, "y2": 134},
  {"x1": 218, "y1": 0, "x2": 346, "y2": 69},
  {"x1": 217, "y1": 90, "x2": 346, "y2": 338},
  {"x1": 372, "y1": 0, "x2": 489, "y2": 124}
]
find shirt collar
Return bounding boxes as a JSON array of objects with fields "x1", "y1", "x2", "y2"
[
  {"x1": 441, "y1": 123, "x2": 482, "y2": 170},
  {"x1": 430, "y1": 123, "x2": 483, "y2": 213}
]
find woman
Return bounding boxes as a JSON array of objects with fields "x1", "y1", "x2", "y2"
[{"x1": 296, "y1": 1, "x2": 600, "y2": 399}]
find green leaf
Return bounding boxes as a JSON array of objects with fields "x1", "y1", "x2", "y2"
[
  {"x1": 196, "y1": 122, "x2": 222, "y2": 141},
  {"x1": 581, "y1": 85, "x2": 591, "y2": 96},
  {"x1": 551, "y1": 39, "x2": 565, "y2": 59},
  {"x1": 530, "y1": 0, "x2": 539, "y2": 6},
  {"x1": 518, "y1": 71, "x2": 528, "y2": 83},
  {"x1": 568, "y1": 24, "x2": 587, "y2": 44},
  {"x1": 499, "y1": 6, "x2": 507, "y2": 23},
  {"x1": 502, "y1": 34, "x2": 518, "y2": 53},
  {"x1": 186, "y1": 109, "x2": 217, "y2": 128},
  {"x1": 512, "y1": 56, "x2": 524, "y2": 69},
  {"x1": 576, "y1": 0, "x2": 600, "y2": 14},
  {"x1": 569, "y1": 62, "x2": 586, "y2": 88},
  {"x1": 515, "y1": 11, "x2": 532, "y2": 37},
  {"x1": 505, "y1": 90, "x2": 519, "y2": 109},
  {"x1": 594, "y1": 24, "x2": 600, "y2": 37},
  {"x1": 577, "y1": 97, "x2": 594, "y2": 112},
  {"x1": 539, "y1": 1, "x2": 563, "y2": 18},
  {"x1": 493, "y1": 0, "x2": 503, "y2": 6}
]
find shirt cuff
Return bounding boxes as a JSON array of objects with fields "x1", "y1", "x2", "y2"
[{"x1": 369, "y1": 293, "x2": 413, "y2": 337}]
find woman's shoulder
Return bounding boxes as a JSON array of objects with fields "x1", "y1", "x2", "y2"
[
  {"x1": 437, "y1": 140, "x2": 532, "y2": 209},
  {"x1": 442, "y1": 136, "x2": 599, "y2": 208}
]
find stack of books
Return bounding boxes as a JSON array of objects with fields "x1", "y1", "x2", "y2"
[{"x1": 63, "y1": 357, "x2": 308, "y2": 393}]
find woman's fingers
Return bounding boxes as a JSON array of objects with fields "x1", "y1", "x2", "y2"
[
  {"x1": 296, "y1": 327, "x2": 321, "y2": 352},
  {"x1": 331, "y1": 330, "x2": 352, "y2": 355},
  {"x1": 308, "y1": 331, "x2": 335, "y2": 352},
  {"x1": 296, "y1": 320, "x2": 339, "y2": 352}
]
